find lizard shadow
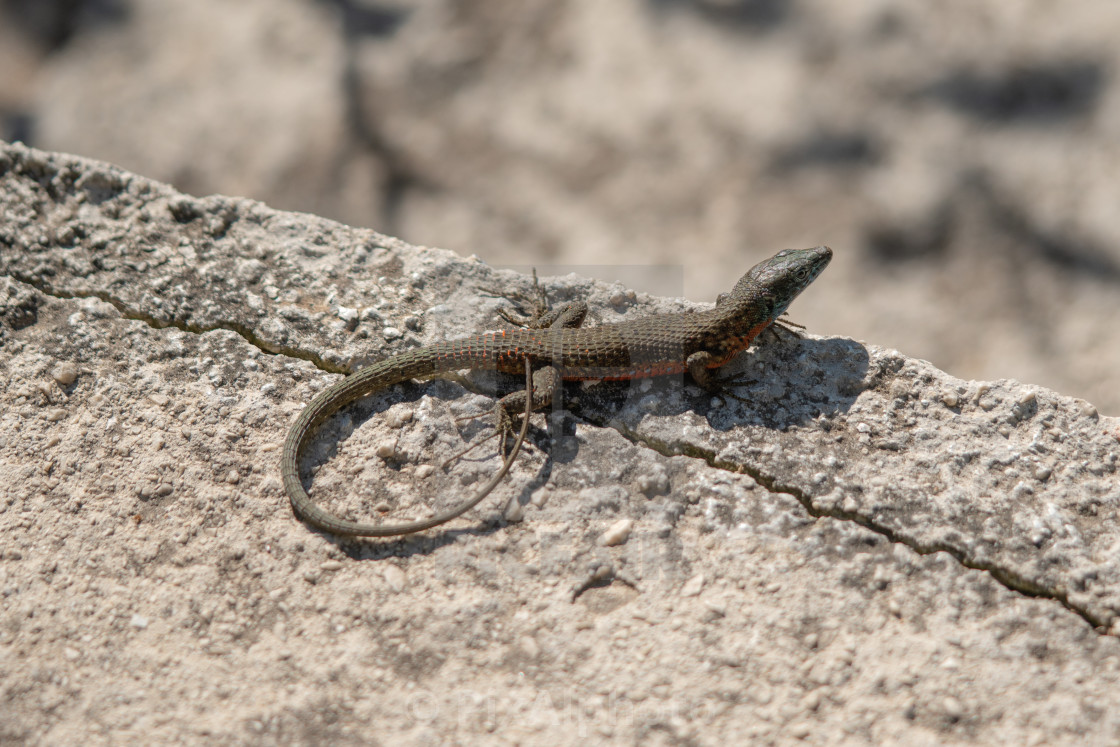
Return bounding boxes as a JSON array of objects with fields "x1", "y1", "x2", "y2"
[
  {"x1": 569, "y1": 333, "x2": 871, "y2": 432},
  {"x1": 302, "y1": 333, "x2": 869, "y2": 558}
]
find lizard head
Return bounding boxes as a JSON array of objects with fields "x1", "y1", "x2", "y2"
[{"x1": 736, "y1": 245, "x2": 832, "y2": 319}]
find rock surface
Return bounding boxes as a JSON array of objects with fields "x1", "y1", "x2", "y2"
[{"x1": 2, "y1": 143, "x2": 1120, "y2": 744}]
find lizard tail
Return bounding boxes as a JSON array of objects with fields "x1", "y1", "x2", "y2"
[{"x1": 280, "y1": 356, "x2": 532, "y2": 537}]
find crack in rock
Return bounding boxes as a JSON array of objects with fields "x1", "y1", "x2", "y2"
[
  {"x1": 7, "y1": 271, "x2": 348, "y2": 374},
  {"x1": 614, "y1": 421, "x2": 1111, "y2": 635}
]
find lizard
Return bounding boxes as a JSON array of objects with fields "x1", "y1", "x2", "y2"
[{"x1": 281, "y1": 245, "x2": 833, "y2": 537}]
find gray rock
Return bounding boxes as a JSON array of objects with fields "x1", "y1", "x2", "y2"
[{"x1": 2, "y1": 143, "x2": 1119, "y2": 744}]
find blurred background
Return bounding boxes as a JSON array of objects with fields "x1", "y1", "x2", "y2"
[{"x1": 3, "y1": 0, "x2": 1118, "y2": 413}]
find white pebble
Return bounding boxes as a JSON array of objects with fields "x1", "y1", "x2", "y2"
[
  {"x1": 680, "y1": 573, "x2": 705, "y2": 597},
  {"x1": 52, "y1": 362, "x2": 79, "y2": 386},
  {"x1": 383, "y1": 565, "x2": 406, "y2": 592},
  {"x1": 600, "y1": 519, "x2": 633, "y2": 546}
]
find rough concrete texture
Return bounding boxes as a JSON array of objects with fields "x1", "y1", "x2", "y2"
[
  {"x1": 7, "y1": 0, "x2": 1120, "y2": 415},
  {"x1": 4, "y1": 144, "x2": 1120, "y2": 744}
]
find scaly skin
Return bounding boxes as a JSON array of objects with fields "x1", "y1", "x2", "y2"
[{"x1": 281, "y1": 245, "x2": 832, "y2": 536}]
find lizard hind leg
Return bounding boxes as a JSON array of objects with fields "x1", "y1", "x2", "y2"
[
  {"x1": 441, "y1": 365, "x2": 558, "y2": 469},
  {"x1": 493, "y1": 365, "x2": 561, "y2": 453}
]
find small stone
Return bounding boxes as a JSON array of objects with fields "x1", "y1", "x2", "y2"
[
  {"x1": 149, "y1": 393, "x2": 170, "y2": 407},
  {"x1": 376, "y1": 441, "x2": 397, "y2": 459},
  {"x1": 636, "y1": 469, "x2": 670, "y2": 496},
  {"x1": 1033, "y1": 465, "x2": 1052, "y2": 481},
  {"x1": 1076, "y1": 399, "x2": 1099, "y2": 419},
  {"x1": 337, "y1": 306, "x2": 359, "y2": 323},
  {"x1": 600, "y1": 519, "x2": 633, "y2": 547},
  {"x1": 226, "y1": 470, "x2": 240, "y2": 485},
  {"x1": 321, "y1": 560, "x2": 343, "y2": 571},
  {"x1": 789, "y1": 722, "x2": 811, "y2": 739},
  {"x1": 941, "y1": 391, "x2": 959, "y2": 408},
  {"x1": 943, "y1": 696, "x2": 964, "y2": 721},
  {"x1": 680, "y1": 573, "x2": 705, "y2": 597},
  {"x1": 383, "y1": 565, "x2": 406, "y2": 592},
  {"x1": 52, "y1": 362, "x2": 79, "y2": 386},
  {"x1": 1016, "y1": 391, "x2": 1036, "y2": 407},
  {"x1": 130, "y1": 614, "x2": 149, "y2": 630},
  {"x1": 386, "y1": 407, "x2": 414, "y2": 427},
  {"x1": 64, "y1": 647, "x2": 80, "y2": 660},
  {"x1": 519, "y1": 636, "x2": 540, "y2": 659},
  {"x1": 45, "y1": 408, "x2": 67, "y2": 422},
  {"x1": 415, "y1": 464, "x2": 435, "y2": 479},
  {"x1": 382, "y1": 326, "x2": 403, "y2": 340},
  {"x1": 504, "y1": 500, "x2": 525, "y2": 523}
]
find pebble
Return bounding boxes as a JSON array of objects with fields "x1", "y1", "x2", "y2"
[
  {"x1": 321, "y1": 560, "x2": 343, "y2": 571},
  {"x1": 600, "y1": 519, "x2": 633, "y2": 546},
  {"x1": 943, "y1": 696, "x2": 964, "y2": 721},
  {"x1": 130, "y1": 614, "x2": 149, "y2": 630},
  {"x1": 46, "y1": 408, "x2": 67, "y2": 422},
  {"x1": 376, "y1": 441, "x2": 397, "y2": 459},
  {"x1": 52, "y1": 362, "x2": 79, "y2": 386},
  {"x1": 636, "y1": 470, "x2": 670, "y2": 496},
  {"x1": 383, "y1": 565, "x2": 406, "y2": 592},
  {"x1": 941, "y1": 391, "x2": 959, "y2": 408},
  {"x1": 1077, "y1": 400, "x2": 1099, "y2": 419},
  {"x1": 386, "y1": 408, "x2": 414, "y2": 427},
  {"x1": 519, "y1": 636, "x2": 540, "y2": 659},
  {"x1": 680, "y1": 573, "x2": 705, "y2": 597},
  {"x1": 504, "y1": 499, "x2": 525, "y2": 522}
]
